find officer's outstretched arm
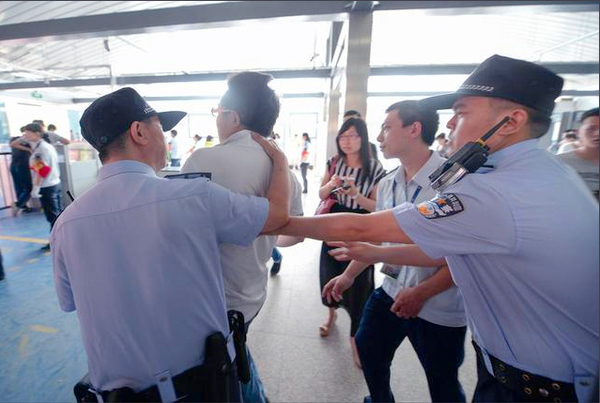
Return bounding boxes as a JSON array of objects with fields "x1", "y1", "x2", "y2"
[{"x1": 275, "y1": 210, "x2": 412, "y2": 244}]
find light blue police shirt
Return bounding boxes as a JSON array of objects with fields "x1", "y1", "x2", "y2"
[
  {"x1": 377, "y1": 151, "x2": 465, "y2": 327},
  {"x1": 51, "y1": 160, "x2": 268, "y2": 392},
  {"x1": 393, "y1": 140, "x2": 599, "y2": 395}
]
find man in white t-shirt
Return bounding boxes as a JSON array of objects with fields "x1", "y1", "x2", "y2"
[
  {"x1": 168, "y1": 129, "x2": 182, "y2": 167},
  {"x1": 182, "y1": 71, "x2": 303, "y2": 403},
  {"x1": 558, "y1": 107, "x2": 599, "y2": 201},
  {"x1": 23, "y1": 122, "x2": 62, "y2": 250}
]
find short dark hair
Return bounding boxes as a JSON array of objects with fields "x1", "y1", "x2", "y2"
[
  {"x1": 20, "y1": 126, "x2": 26, "y2": 133},
  {"x1": 344, "y1": 110, "x2": 361, "y2": 118},
  {"x1": 436, "y1": 133, "x2": 446, "y2": 140},
  {"x1": 98, "y1": 131, "x2": 128, "y2": 162},
  {"x1": 47, "y1": 124, "x2": 56, "y2": 131},
  {"x1": 32, "y1": 119, "x2": 45, "y2": 127},
  {"x1": 386, "y1": 101, "x2": 439, "y2": 146},
  {"x1": 581, "y1": 107, "x2": 599, "y2": 122},
  {"x1": 220, "y1": 71, "x2": 280, "y2": 137},
  {"x1": 171, "y1": 130, "x2": 178, "y2": 136},
  {"x1": 336, "y1": 117, "x2": 373, "y2": 182},
  {"x1": 24, "y1": 123, "x2": 43, "y2": 133},
  {"x1": 490, "y1": 99, "x2": 550, "y2": 139}
]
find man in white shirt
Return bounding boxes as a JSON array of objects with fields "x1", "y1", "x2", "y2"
[
  {"x1": 182, "y1": 71, "x2": 303, "y2": 403},
  {"x1": 558, "y1": 107, "x2": 599, "y2": 200},
  {"x1": 23, "y1": 122, "x2": 62, "y2": 250},
  {"x1": 168, "y1": 129, "x2": 182, "y2": 167}
]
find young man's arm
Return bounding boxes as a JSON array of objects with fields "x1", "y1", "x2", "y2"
[
  {"x1": 274, "y1": 210, "x2": 412, "y2": 244},
  {"x1": 327, "y1": 242, "x2": 445, "y2": 267},
  {"x1": 391, "y1": 265, "x2": 454, "y2": 318}
]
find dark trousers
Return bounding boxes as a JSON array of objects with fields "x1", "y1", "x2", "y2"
[
  {"x1": 356, "y1": 287, "x2": 467, "y2": 403},
  {"x1": 10, "y1": 164, "x2": 32, "y2": 208},
  {"x1": 171, "y1": 158, "x2": 181, "y2": 167},
  {"x1": 40, "y1": 184, "x2": 62, "y2": 230},
  {"x1": 300, "y1": 162, "x2": 309, "y2": 192}
]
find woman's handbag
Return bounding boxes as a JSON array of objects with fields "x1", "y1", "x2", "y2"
[{"x1": 314, "y1": 157, "x2": 339, "y2": 215}]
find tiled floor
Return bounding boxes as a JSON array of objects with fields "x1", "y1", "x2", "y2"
[{"x1": 0, "y1": 170, "x2": 478, "y2": 402}]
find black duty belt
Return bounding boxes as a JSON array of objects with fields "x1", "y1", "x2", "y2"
[
  {"x1": 473, "y1": 341, "x2": 577, "y2": 402},
  {"x1": 76, "y1": 364, "x2": 209, "y2": 402}
]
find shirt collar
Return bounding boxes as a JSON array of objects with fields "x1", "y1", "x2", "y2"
[
  {"x1": 221, "y1": 129, "x2": 253, "y2": 145},
  {"x1": 98, "y1": 160, "x2": 157, "y2": 181},
  {"x1": 486, "y1": 139, "x2": 539, "y2": 167},
  {"x1": 396, "y1": 150, "x2": 445, "y2": 188}
]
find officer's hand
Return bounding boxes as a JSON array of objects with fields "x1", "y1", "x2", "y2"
[
  {"x1": 251, "y1": 132, "x2": 287, "y2": 165},
  {"x1": 390, "y1": 287, "x2": 425, "y2": 319},
  {"x1": 322, "y1": 274, "x2": 354, "y2": 304},
  {"x1": 327, "y1": 241, "x2": 377, "y2": 264}
]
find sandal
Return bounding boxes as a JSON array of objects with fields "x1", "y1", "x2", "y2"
[{"x1": 319, "y1": 309, "x2": 337, "y2": 337}]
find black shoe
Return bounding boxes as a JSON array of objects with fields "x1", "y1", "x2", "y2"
[
  {"x1": 302, "y1": 189, "x2": 308, "y2": 194},
  {"x1": 363, "y1": 396, "x2": 372, "y2": 403},
  {"x1": 270, "y1": 261, "x2": 282, "y2": 276},
  {"x1": 22, "y1": 207, "x2": 35, "y2": 213},
  {"x1": 41, "y1": 244, "x2": 51, "y2": 251},
  {"x1": 0, "y1": 272, "x2": 5, "y2": 281}
]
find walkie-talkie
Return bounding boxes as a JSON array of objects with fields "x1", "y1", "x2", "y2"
[{"x1": 429, "y1": 116, "x2": 510, "y2": 193}]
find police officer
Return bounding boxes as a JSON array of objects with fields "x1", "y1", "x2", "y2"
[
  {"x1": 276, "y1": 55, "x2": 599, "y2": 402},
  {"x1": 51, "y1": 87, "x2": 291, "y2": 402}
]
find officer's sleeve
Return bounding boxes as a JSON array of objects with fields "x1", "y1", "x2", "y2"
[
  {"x1": 52, "y1": 238, "x2": 76, "y2": 312},
  {"x1": 289, "y1": 172, "x2": 304, "y2": 217},
  {"x1": 208, "y1": 181, "x2": 269, "y2": 246},
  {"x1": 393, "y1": 183, "x2": 516, "y2": 259}
]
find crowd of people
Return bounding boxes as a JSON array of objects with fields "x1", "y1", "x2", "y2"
[{"x1": 1, "y1": 53, "x2": 597, "y2": 403}]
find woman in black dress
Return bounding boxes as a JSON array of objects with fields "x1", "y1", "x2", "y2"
[{"x1": 317, "y1": 117, "x2": 385, "y2": 367}]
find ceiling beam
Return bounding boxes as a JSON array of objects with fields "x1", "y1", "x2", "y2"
[
  {"x1": 0, "y1": 1, "x2": 349, "y2": 45},
  {"x1": 370, "y1": 62, "x2": 600, "y2": 76},
  {"x1": 71, "y1": 93, "x2": 326, "y2": 104},
  {"x1": 368, "y1": 90, "x2": 600, "y2": 97},
  {"x1": 0, "y1": 62, "x2": 596, "y2": 91},
  {"x1": 0, "y1": 68, "x2": 332, "y2": 90},
  {"x1": 376, "y1": 1, "x2": 599, "y2": 15}
]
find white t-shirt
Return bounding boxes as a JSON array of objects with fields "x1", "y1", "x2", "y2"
[
  {"x1": 169, "y1": 136, "x2": 182, "y2": 159},
  {"x1": 29, "y1": 140, "x2": 60, "y2": 188},
  {"x1": 181, "y1": 130, "x2": 304, "y2": 320},
  {"x1": 558, "y1": 151, "x2": 599, "y2": 197}
]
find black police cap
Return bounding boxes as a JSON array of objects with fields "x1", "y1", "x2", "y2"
[
  {"x1": 420, "y1": 55, "x2": 564, "y2": 116},
  {"x1": 80, "y1": 87, "x2": 186, "y2": 151}
]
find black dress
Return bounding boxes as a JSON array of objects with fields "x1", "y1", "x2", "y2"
[{"x1": 318, "y1": 157, "x2": 385, "y2": 336}]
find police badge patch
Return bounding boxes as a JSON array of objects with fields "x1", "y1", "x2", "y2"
[{"x1": 417, "y1": 194, "x2": 464, "y2": 219}]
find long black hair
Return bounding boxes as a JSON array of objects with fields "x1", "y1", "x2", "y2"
[{"x1": 335, "y1": 117, "x2": 372, "y2": 182}]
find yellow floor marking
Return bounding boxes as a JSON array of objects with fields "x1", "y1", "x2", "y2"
[
  {"x1": 30, "y1": 324, "x2": 59, "y2": 333},
  {"x1": 26, "y1": 258, "x2": 39, "y2": 264},
  {"x1": 0, "y1": 235, "x2": 48, "y2": 244},
  {"x1": 18, "y1": 334, "x2": 29, "y2": 357}
]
